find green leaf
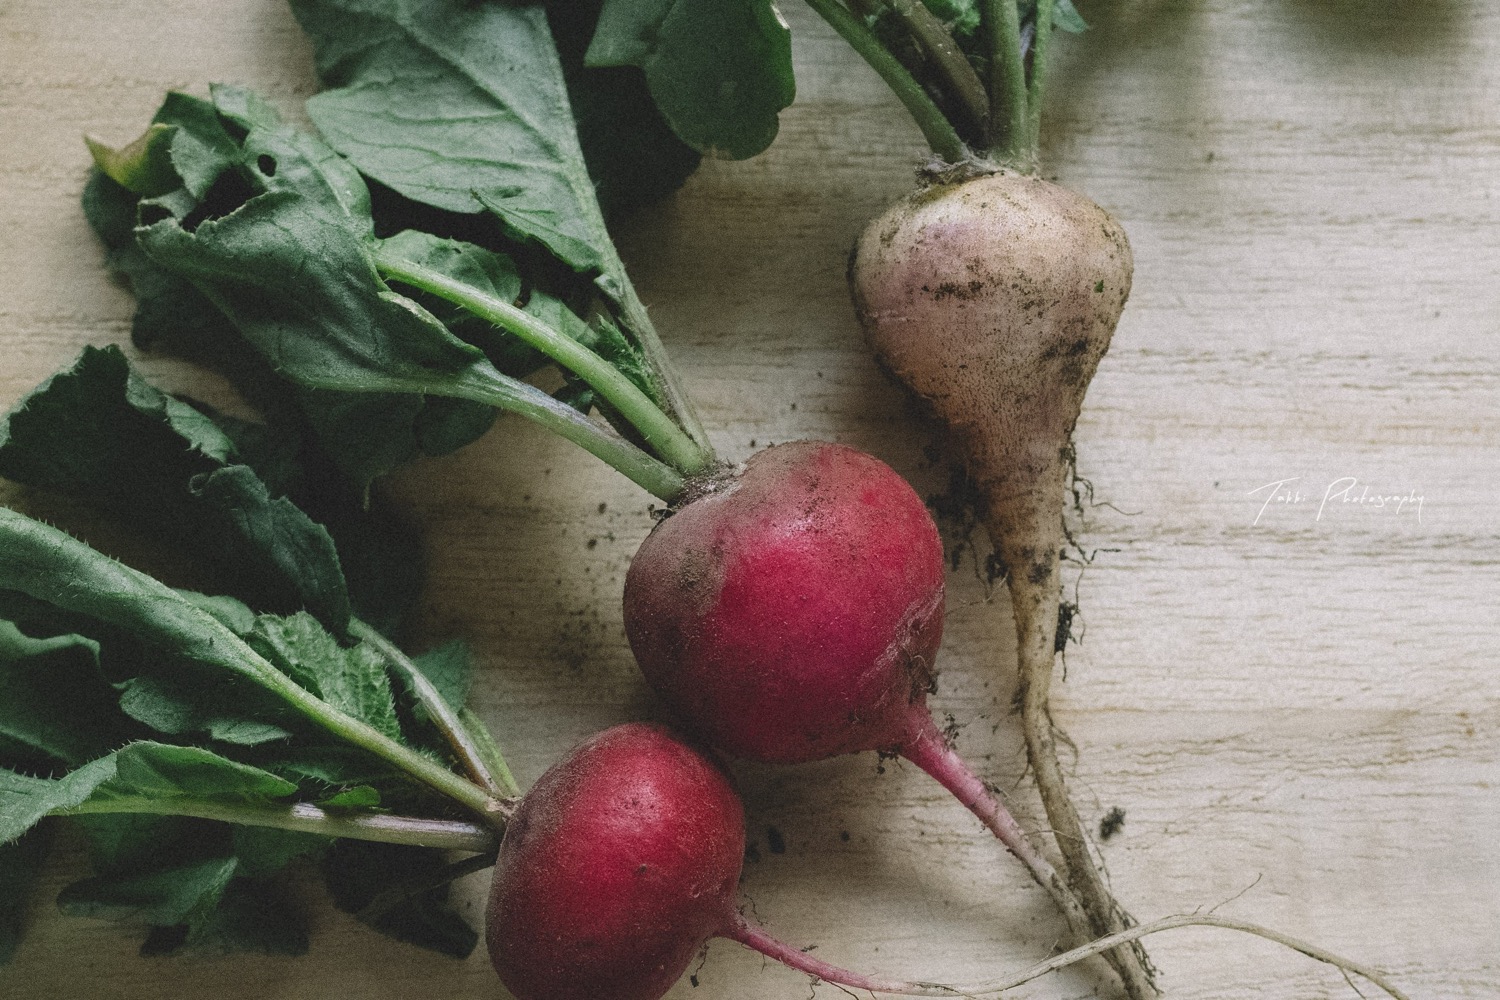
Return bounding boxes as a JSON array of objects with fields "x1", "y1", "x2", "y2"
[
  {"x1": 587, "y1": 0, "x2": 795, "y2": 159},
  {"x1": 0, "y1": 509, "x2": 317, "y2": 733},
  {"x1": 69, "y1": 814, "x2": 310, "y2": 956},
  {"x1": 0, "y1": 827, "x2": 53, "y2": 964},
  {"x1": 291, "y1": 0, "x2": 609, "y2": 274},
  {"x1": 2, "y1": 741, "x2": 303, "y2": 846},
  {"x1": 255, "y1": 747, "x2": 403, "y2": 792},
  {"x1": 211, "y1": 84, "x2": 373, "y2": 227},
  {"x1": 73, "y1": 813, "x2": 184, "y2": 875},
  {"x1": 547, "y1": 0, "x2": 701, "y2": 218},
  {"x1": 57, "y1": 855, "x2": 239, "y2": 928},
  {"x1": 323, "y1": 839, "x2": 477, "y2": 958},
  {"x1": 231, "y1": 826, "x2": 329, "y2": 878},
  {"x1": 0, "y1": 346, "x2": 352, "y2": 632},
  {"x1": 192, "y1": 466, "x2": 352, "y2": 627},
  {"x1": 317, "y1": 785, "x2": 380, "y2": 809},
  {"x1": 1052, "y1": 0, "x2": 1090, "y2": 33},
  {"x1": 0, "y1": 758, "x2": 117, "y2": 845},
  {"x1": 104, "y1": 743, "x2": 299, "y2": 802},
  {"x1": 178, "y1": 878, "x2": 309, "y2": 955},
  {"x1": 247, "y1": 614, "x2": 401, "y2": 742},
  {"x1": 152, "y1": 91, "x2": 241, "y2": 199},
  {"x1": 139, "y1": 192, "x2": 484, "y2": 394},
  {"x1": 0, "y1": 622, "x2": 127, "y2": 767},
  {"x1": 116, "y1": 672, "x2": 295, "y2": 747},
  {"x1": 80, "y1": 95, "x2": 498, "y2": 497},
  {"x1": 86, "y1": 124, "x2": 179, "y2": 197}
]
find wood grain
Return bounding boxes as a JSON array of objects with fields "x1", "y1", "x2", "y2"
[{"x1": 2, "y1": 1, "x2": 1496, "y2": 997}]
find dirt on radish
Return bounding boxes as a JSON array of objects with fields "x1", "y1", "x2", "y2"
[{"x1": 851, "y1": 169, "x2": 1148, "y2": 995}]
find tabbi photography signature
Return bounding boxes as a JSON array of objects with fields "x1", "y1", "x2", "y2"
[{"x1": 1248, "y1": 476, "x2": 1425, "y2": 526}]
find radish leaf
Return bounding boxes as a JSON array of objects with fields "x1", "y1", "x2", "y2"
[
  {"x1": 0, "y1": 623, "x2": 126, "y2": 767},
  {"x1": 0, "y1": 346, "x2": 353, "y2": 632},
  {"x1": 587, "y1": 0, "x2": 795, "y2": 159},
  {"x1": 291, "y1": 0, "x2": 605, "y2": 274}
]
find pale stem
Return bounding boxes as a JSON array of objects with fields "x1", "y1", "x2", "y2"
[
  {"x1": 802, "y1": 0, "x2": 970, "y2": 164},
  {"x1": 373, "y1": 248, "x2": 707, "y2": 477},
  {"x1": 979, "y1": 0, "x2": 1030, "y2": 165},
  {"x1": 351, "y1": 617, "x2": 515, "y2": 797},
  {"x1": 438, "y1": 363, "x2": 686, "y2": 501},
  {"x1": 58, "y1": 797, "x2": 498, "y2": 852}
]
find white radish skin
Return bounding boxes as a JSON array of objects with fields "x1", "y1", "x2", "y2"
[
  {"x1": 851, "y1": 171, "x2": 1149, "y2": 998},
  {"x1": 851, "y1": 172, "x2": 1130, "y2": 519}
]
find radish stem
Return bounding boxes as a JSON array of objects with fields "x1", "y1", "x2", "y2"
[
  {"x1": 1026, "y1": 0, "x2": 1057, "y2": 154},
  {"x1": 722, "y1": 913, "x2": 926, "y2": 995},
  {"x1": 439, "y1": 363, "x2": 686, "y2": 501},
  {"x1": 56, "y1": 797, "x2": 499, "y2": 852},
  {"x1": 802, "y1": 0, "x2": 970, "y2": 164},
  {"x1": 374, "y1": 249, "x2": 708, "y2": 477},
  {"x1": 979, "y1": 0, "x2": 1028, "y2": 164},
  {"x1": 351, "y1": 617, "x2": 516, "y2": 797},
  {"x1": 901, "y1": 715, "x2": 1105, "y2": 970},
  {"x1": 601, "y1": 250, "x2": 716, "y2": 462},
  {"x1": 888, "y1": 0, "x2": 990, "y2": 138}
]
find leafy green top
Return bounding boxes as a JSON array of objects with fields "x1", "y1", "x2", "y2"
[{"x1": 0, "y1": 348, "x2": 507, "y2": 960}]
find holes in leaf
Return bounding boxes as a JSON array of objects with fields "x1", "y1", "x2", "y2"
[
  {"x1": 138, "y1": 202, "x2": 173, "y2": 227},
  {"x1": 180, "y1": 167, "x2": 259, "y2": 233},
  {"x1": 256, "y1": 154, "x2": 277, "y2": 178}
]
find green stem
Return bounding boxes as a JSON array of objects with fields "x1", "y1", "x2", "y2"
[
  {"x1": 0, "y1": 511, "x2": 507, "y2": 827},
  {"x1": 58, "y1": 797, "x2": 498, "y2": 852},
  {"x1": 889, "y1": 0, "x2": 990, "y2": 139},
  {"x1": 459, "y1": 706, "x2": 522, "y2": 798},
  {"x1": 374, "y1": 250, "x2": 707, "y2": 477},
  {"x1": 602, "y1": 264, "x2": 715, "y2": 463},
  {"x1": 803, "y1": 0, "x2": 970, "y2": 164},
  {"x1": 1027, "y1": 0, "x2": 1057, "y2": 155},
  {"x1": 436, "y1": 362, "x2": 685, "y2": 501},
  {"x1": 256, "y1": 664, "x2": 505, "y2": 825},
  {"x1": 980, "y1": 0, "x2": 1030, "y2": 165},
  {"x1": 351, "y1": 618, "x2": 515, "y2": 797}
]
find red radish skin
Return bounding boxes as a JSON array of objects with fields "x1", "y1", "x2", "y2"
[
  {"x1": 850, "y1": 172, "x2": 1150, "y2": 996},
  {"x1": 625, "y1": 441, "x2": 944, "y2": 764},
  {"x1": 485, "y1": 723, "x2": 940, "y2": 1000},
  {"x1": 623, "y1": 441, "x2": 1099, "y2": 944},
  {"x1": 486, "y1": 724, "x2": 744, "y2": 1000}
]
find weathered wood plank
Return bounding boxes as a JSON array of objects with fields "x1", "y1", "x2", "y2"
[{"x1": 1, "y1": 0, "x2": 1495, "y2": 997}]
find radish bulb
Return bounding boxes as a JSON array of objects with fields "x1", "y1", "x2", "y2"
[
  {"x1": 623, "y1": 441, "x2": 1099, "y2": 943},
  {"x1": 486, "y1": 722, "x2": 943, "y2": 1000},
  {"x1": 850, "y1": 170, "x2": 1145, "y2": 992}
]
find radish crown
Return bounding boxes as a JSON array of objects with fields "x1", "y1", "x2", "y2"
[{"x1": 803, "y1": 0, "x2": 1085, "y2": 170}]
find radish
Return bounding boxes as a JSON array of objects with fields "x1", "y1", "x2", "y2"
[
  {"x1": 486, "y1": 722, "x2": 935, "y2": 1000},
  {"x1": 849, "y1": 168, "x2": 1140, "y2": 988},
  {"x1": 623, "y1": 440, "x2": 1101, "y2": 949},
  {"x1": 748, "y1": 2, "x2": 1160, "y2": 994}
]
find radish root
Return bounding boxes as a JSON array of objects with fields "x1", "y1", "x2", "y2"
[
  {"x1": 851, "y1": 171, "x2": 1152, "y2": 995},
  {"x1": 921, "y1": 913, "x2": 1412, "y2": 1000}
]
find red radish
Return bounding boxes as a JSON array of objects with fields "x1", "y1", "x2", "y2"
[
  {"x1": 485, "y1": 722, "x2": 937, "y2": 1000},
  {"x1": 623, "y1": 441, "x2": 1099, "y2": 944}
]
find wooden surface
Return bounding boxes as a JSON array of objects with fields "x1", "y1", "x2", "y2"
[{"x1": 2, "y1": 1, "x2": 1498, "y2": 997}]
